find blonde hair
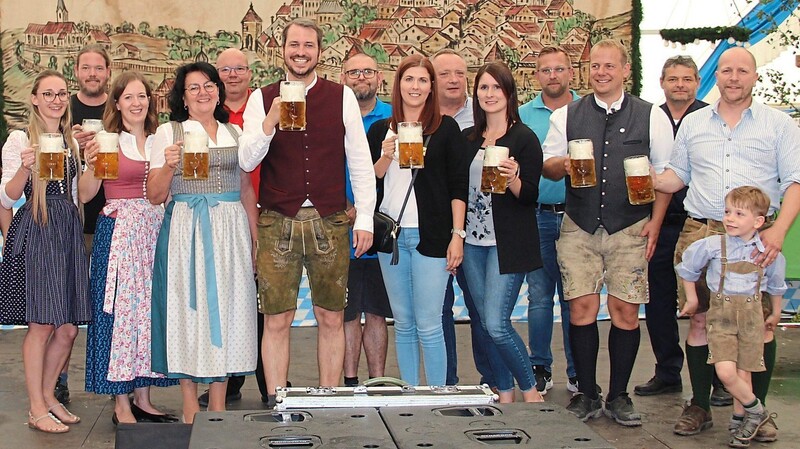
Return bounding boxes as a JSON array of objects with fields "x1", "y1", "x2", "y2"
[
  {"x1": 725, "y1": 186, "x2": 770, "y2": 218},
  {"x1": 28, "y1": 70, "x2": 81, "y2": 225},
  {"x1": 590, "y1": 39, "x2": 629, "y2": 65}
]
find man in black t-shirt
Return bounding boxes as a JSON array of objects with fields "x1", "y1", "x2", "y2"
[{"x1": 55, "y1": 44, "x2": 111, "y2": 405}]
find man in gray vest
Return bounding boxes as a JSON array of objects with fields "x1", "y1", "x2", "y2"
[{"x1": 542, "y1": 39, "x2": 673, "y2": 426}]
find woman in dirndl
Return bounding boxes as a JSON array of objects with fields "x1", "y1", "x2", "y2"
[
  {"x1": 147, "y1": 62, "x2": 259, "y2": 423},
  {"x1": 80, "y1": 71, "x2": 179, "y2": 425},
  {"x1": 0, "y1": 70, "x2": 90, "y2": 433}
]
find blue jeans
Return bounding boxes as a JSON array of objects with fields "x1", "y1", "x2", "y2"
[
  {"x1": 378, "y1": 228, "x2": 448, "y2": 386},
  {"x1": 463, "y1": 244, "x2": 535, "y2": 392},
  {"x1": 442, "y1": 268, "x2": 496, "y2": 386},
  {"x1": 526, "y1": 209, "x2": 576, "y2": 378}
]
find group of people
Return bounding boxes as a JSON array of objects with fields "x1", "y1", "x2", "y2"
[{"x1": 0, "y1": 17, "x2": 798, "y2": 449}]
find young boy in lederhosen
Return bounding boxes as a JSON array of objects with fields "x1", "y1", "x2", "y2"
[{"x1": 676, "y1": 186, "x2": 785, "y2": 448}]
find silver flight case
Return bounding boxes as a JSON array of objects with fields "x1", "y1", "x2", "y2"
[{"x1": 274, "y1": 384, "x2": 498, "y2": 410}]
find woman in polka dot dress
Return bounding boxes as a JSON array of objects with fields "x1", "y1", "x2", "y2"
[
  {"x1": 80, "y1": 72, "x2": 179, "y2": 425},
  {"x1": 0, "y1": 70, "x2": 90, "y2": 433},
  {"x1": 147, "y1": 62, "x2": 259, "y2": 424}
]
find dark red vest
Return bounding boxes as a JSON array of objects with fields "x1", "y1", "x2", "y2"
[{"x1": 259, "y1": 78, "x2": 347, "y2": 218}]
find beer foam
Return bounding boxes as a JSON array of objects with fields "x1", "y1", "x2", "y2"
[
  {"x1": 483, "y1": 145, "x2": 509, "y2": 166},
  {"x1": 95, "y1": 131, "x2": 119, "y2": 153},
  {"x1": 624, "y1": 155, "x2": 650, "y2": 176},
  {"x1": 280, "y1": 81, "x2": 306, "y2": 102},
  {"x1": 39, "y1": 134, "x2": 63, "y2": 153},
  {"x1": 82, "y1": 119, "x2": 104, "y2": 133},
  {"x1": 183, "y1": 131, "x2": 209, "y2": 153},
  {"x1": 568, "y1": 139, "x2": 593, "y2": 159},
  {"x1": 397, "y1": 122, "x2": 422, "y2": 142}
]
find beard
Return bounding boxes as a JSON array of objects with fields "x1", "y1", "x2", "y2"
[
  {"x1": 79, "y1": 79, "x2": 107, "y2": 98},
  {"x1": 353, "y1": 86, "x2": 377, "y2": 101},
  {"x1": 286, "y1": 59, "x2": 318, "y2": 79}
]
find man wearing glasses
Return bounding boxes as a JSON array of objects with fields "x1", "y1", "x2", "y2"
[
  {"x1": 338, "y1": 53, "x2": 393, "y2": 387},
  {"x1": 195, "y1": 48, "x2": 268, "y2": 408},
  {"x1": 519, "y1": 46, "x2": 580, "y2": 397},
  {"x1": 239, "y1": 18, "x2": 375, "y2": 405}
]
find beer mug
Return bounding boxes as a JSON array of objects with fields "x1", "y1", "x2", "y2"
[
  {"x1": 279, "y1": 80, "x2": 306, "y2": 131},
  {"x1": 94, "y1": 131, "x2": 119, "y2": 180},
  {"x1": 397, "y1": 121, "x2": 424, "y2": 169},
  {"x1": 182, "y1": 130, "x2": 210, "y2": 180},
  {"x1": 37, "y1": 133, "x2": 66, "y2": 181},
  {"x1": 82, "y1": 119, "x2": 104, "y2": 134},
  {"x1": 624, "y1": 155, "x2": 656, "y2": 205},
  {"x1": 481, "y1": 145, "x2": 509, "y2": 194},
  {"x1": 567, "y1": 139, "x2": 596, "y2": 188}
]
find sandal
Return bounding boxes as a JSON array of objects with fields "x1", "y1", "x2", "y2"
[
  {"x1": 28, "y1": 412, "x2": 69, "y2": 433},
  {"x1": 48, "y1": 403, "x2": 81, "y2": 424}
]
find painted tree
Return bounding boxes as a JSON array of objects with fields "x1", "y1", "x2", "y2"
[
  {"x1": 139, "y1": 22, "x2": 152, "y2": 37},
  {"x1": 48, "y1": 55, "x2": 58, "y2": 70},
  {"x1": 340, "y1": 0, "x2": 377, "y2": 36}
]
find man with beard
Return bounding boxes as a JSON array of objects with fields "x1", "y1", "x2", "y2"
[
  {"x1": 239, "y1": 18, "x2": 376, "y2": 406},
  {"x1": 56, "y1": 44, "x2": 111, "y2": 404},
  {"x1": 518, "y1": 46, "x2": 580, "y2": 396},
  {"x1": 635, "y1": 56, "x2": 710, "y2": 400},
  {"x1": 338, "y1": 52, "x2": 392, "y2": 387},
  {"x1": 654, "y1": 47, "x2": 800, "y2": 442}
]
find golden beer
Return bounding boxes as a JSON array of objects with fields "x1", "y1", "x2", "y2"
[
  {"x1": 481, "y1": 145, "x2": 509, "y2": 194},
  {"x1": 182, "y1": 130, "x2": 210, "y2": 180},
  {"x1": 624, "y1": 155, "x2": 655, "y2": 205},
  {"x1": 279, "y1": 81, "x2": 306, "y2": 131},
  {"x1": 398, "y1": 121, "x2": 423, "y2": 169},
  {"x1": 94, "y1": 131, "x2": 119, "y2": 180},
  {"x1": 568, "y1": 139, "x2": 596, "y2": 188},
  {"x1": 38, "y1": 133, "x2": 65, "y2": 181}
]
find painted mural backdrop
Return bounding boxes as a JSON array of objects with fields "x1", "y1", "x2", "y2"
[{"x1": 1, "y1": 0, "x2": 634, "y2": 134}]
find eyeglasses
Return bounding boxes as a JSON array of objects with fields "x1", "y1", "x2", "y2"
[
  {"x1": 185, "y1": 82, "x2": 218, "y2": 96},
  {"x1": 539, "y1": 67, "x2": 568, "y2": 75},
  {"x1": 345, "y1": 69, "x2": 377, "y2": 79},
  {"x1": 218, "y1": 66, "x2": 249, "y2": 76},
  {"x1": 39, "y1": 90, "x2": 69, "y2": 103}
]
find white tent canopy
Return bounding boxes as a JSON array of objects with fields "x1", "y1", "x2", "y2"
[{"x1": 639, "y1": 0, "x2": 799, "y2": 106}]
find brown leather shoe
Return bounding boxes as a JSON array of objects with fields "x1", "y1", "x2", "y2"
[
  {"x1": 674, "y1": 403, "x2": 713, "y2": 436},
  {"x1": 754, "y1": 414, "x2": 778, "y2": 443}
]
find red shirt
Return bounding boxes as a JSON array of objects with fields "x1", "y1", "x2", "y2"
[{"x1": 224, "y1": 89, "x2": 260, "y2": 189}]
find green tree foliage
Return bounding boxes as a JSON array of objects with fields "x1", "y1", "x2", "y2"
[
  {"x1": 48, "y1": 55, "x2": 58, "y2": 70},
  {"x1": 139, "y1": 22, "x2": 152, "y2": 37},
  {"x1": 341, "y1": 0, "x2": 377, "y2": 35},
  {"x1": 250, "y1": 60, "x2": 285, "y2": 86},
  {"x1": 362, "y1": 41, "x2": 388, "y2": 64}
]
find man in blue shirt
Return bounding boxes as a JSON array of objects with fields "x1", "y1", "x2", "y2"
[
  {"x1": 339, "y1": 53, "x2": 393, "y2": 386},
  {"x1": 518, "y1": 46, "x2": 580, "y2": 395},
  {"x1": 655, "y1": 47, "x2": 800, "y2": 441}
]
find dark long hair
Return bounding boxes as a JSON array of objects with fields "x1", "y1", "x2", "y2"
[
  {"x1": 469, "y1": 62, "x2": 521, "y2": 141},
  {"x1": 168, "y1": 62, "x2": 229, "y2": 123},
  {"x1": 103, "y1": 71, "x2": 158, "y2": 135},
  {"x1": 389, "y1": 54, "x2": 442, "y2": 136}
]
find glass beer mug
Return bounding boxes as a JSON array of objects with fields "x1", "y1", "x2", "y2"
[
  {"x1": 38, "y1": 133, "x2": 66, "y2": 181},
  {"x1": 94, "y1": 131, "x2": 119, "y2": 180},
  {"x1": 481, "y1": 145, "x2": 509, "y2": 194},
  {"x1": 623, "y1": 155, "x2": 655, "y2": 205},
  {"x1": 279, "y1": 81, "x2": 306, "y2": 131},
  {"x1": 567, "y1": 139, "x2": 596, "y2": 188},
  {"x1": 82, "y1": 118, "x2": 104, "y2": 134},
  {"x1": 397, "y1": 121, "x2": 424, "y2": 169},
  {"x1": 182, "y1": 130, "x2": 209, "y2": 180}
]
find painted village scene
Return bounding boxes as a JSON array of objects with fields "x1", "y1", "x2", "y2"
[{"x1": 1, "y1": 0, "x2": 633, "y2": 129}]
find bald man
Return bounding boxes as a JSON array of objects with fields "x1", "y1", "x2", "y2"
[{"x1": 654, "y1": 47, "x2": 800, "y2": 442}]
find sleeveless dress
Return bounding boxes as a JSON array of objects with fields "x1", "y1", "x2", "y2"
[
  {"x1": 150, "y1": 121, "x2": 257, "y2": 382},
  {"x1": 0, "y1": 130, "x2": 90, "y2": 326},
  {"x1": 84, "y1": 132, "x2": 178, "y2": 394}
]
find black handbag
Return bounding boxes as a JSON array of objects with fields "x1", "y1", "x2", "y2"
[
  {"x1": 368, "y1": 168, "x2": 420, "y2": 265},
  {"x1": 367, "y1": 134, "x2": 429, "y2": 264}
]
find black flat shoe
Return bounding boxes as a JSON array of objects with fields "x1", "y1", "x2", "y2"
[{"x1": 131, "y1": 403, "x2": 180, "y2": 423}]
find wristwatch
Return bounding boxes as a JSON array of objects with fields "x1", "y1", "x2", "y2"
[{"x1": 451, "y1": 228, "x2": 466, "y2": 238}]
